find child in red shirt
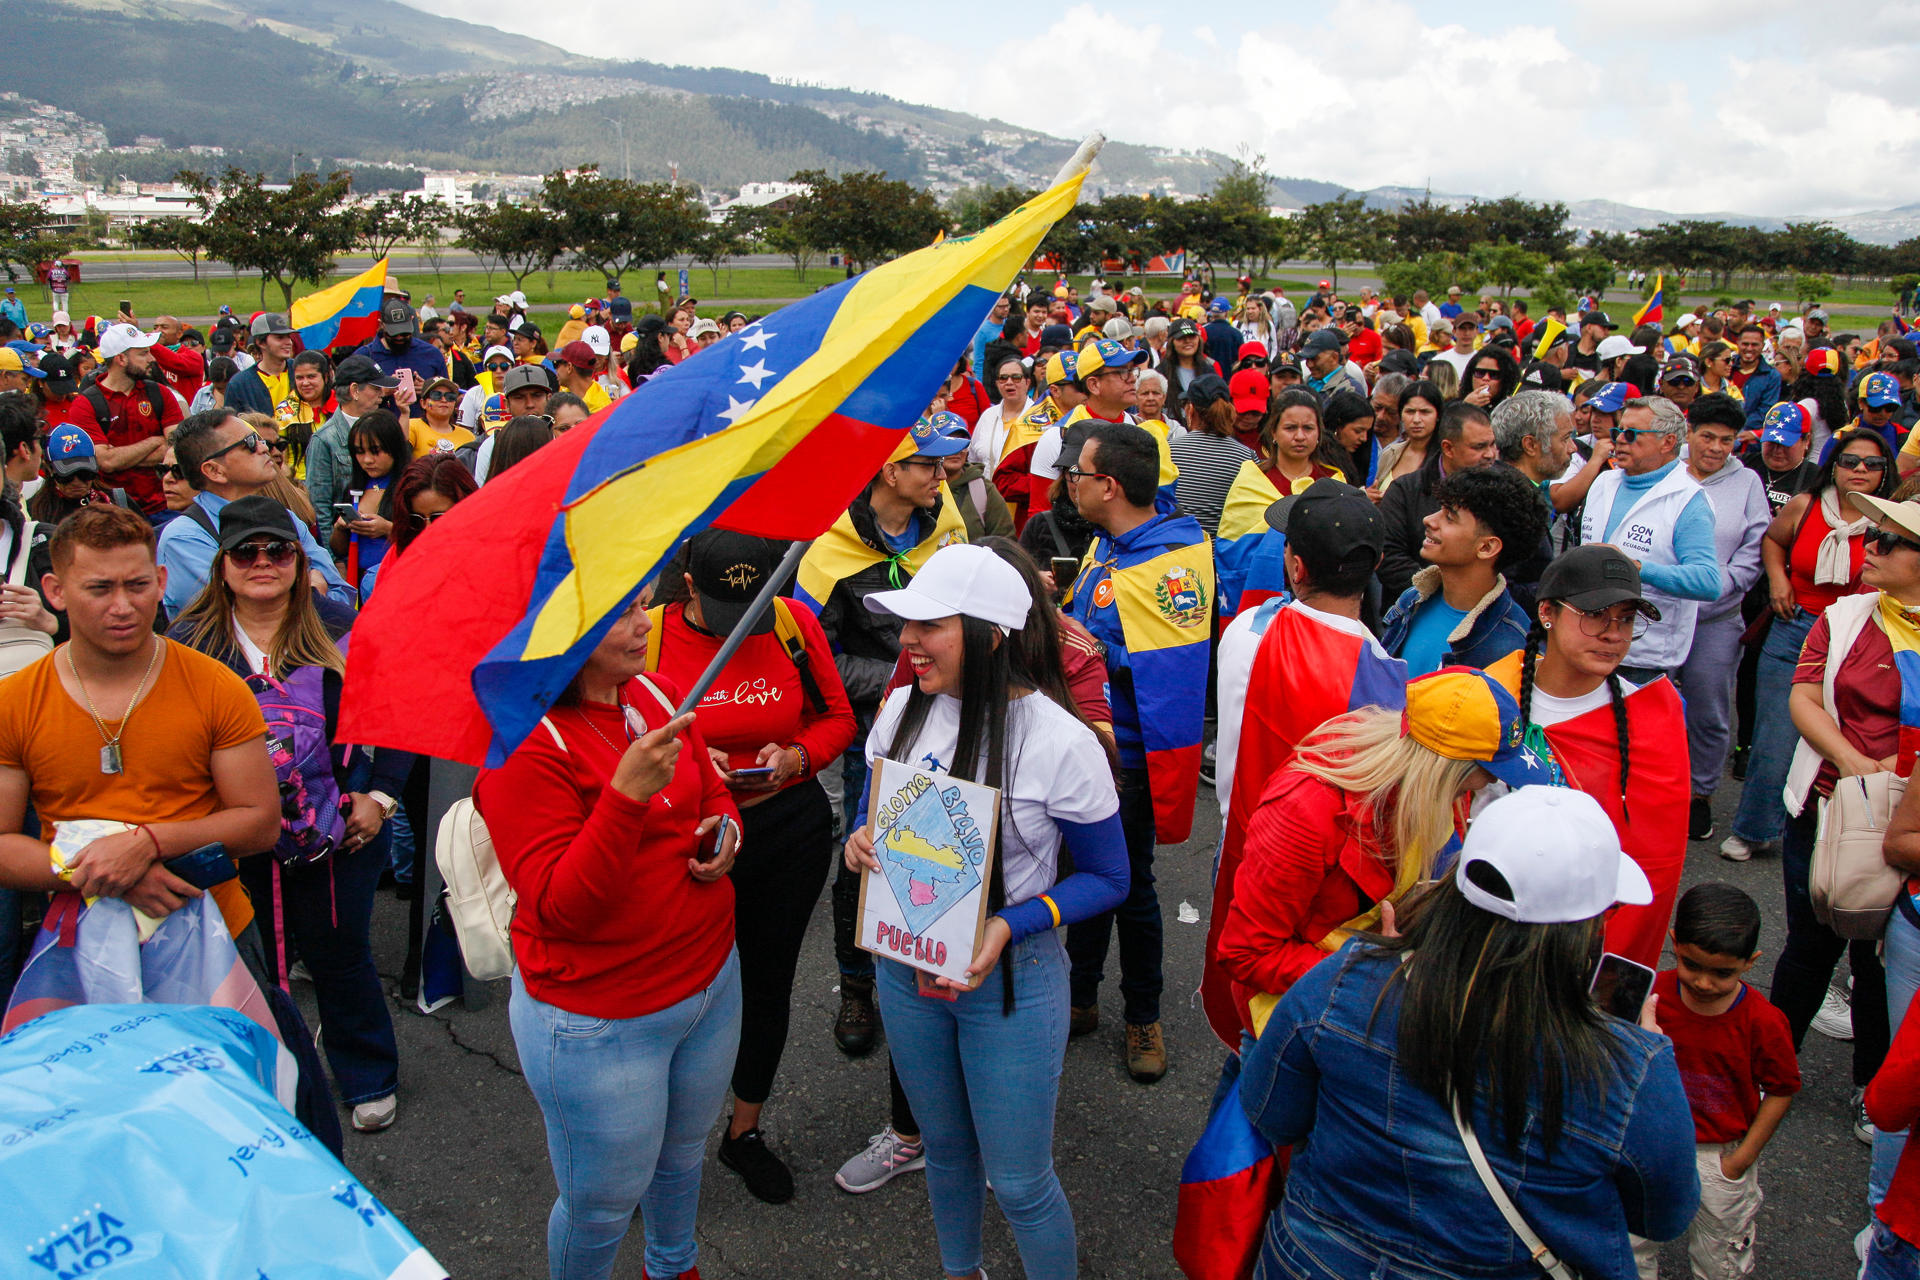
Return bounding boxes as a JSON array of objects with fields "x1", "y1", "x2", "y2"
[{"x1": 1633, "y1": 883, "x2": 1800, "y2": 1280}]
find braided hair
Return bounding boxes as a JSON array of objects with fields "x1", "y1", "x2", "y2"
[{"x1": 1518, "y1": 609, "x2": 1633, "y2": 820}]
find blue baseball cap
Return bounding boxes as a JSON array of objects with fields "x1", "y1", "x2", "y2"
[
  {"x1": 45, "y1": 423, "x2": 96, "y2": 474},
  {"x1": 1864, "y1": 371, "x2": 1902, "y2": 409},
  {"x1": 1585, "y1": 381, "x2": 1630, "y2": 414},
  {"x1": 889, "y1": 413, "x2": 971, "y2": 462},
  {"x1": 930, "y1": 410, "x2": 970, "y2": 443},
  {"x1": 1209, "y1": 296, "x2": 1232, "y2": 313},
  {"x1": 1077, "y1": 337, "x2": 1148, "y2": 380},
  {"x1": 1761, "y1": 401, "x2": 1813, "y2": 446}
]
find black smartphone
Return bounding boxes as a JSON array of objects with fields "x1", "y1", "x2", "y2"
[
  {"x1": 1589, "y1": 951, "x2": 1656, "y2": 1022},
  {"x1": 163, "y1": 842, "x2": 236, "y2": 890},
  {"x1": 1051, "y1": 556, "x2": 1080, "y2": 584},
  {"x1": 728, "y1": 766, "x2": 776, "y2": 780},
  {"x1": 119, "y1": 299, "x2": 133, "y2": 316}
]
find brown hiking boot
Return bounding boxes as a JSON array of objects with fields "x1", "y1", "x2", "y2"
[
  {"x1": 1069, "y1": 1004, "x2": 1099, "y2": 1038},
  {"x1": 1125, "y1": 1021, "x2": 1167, "y2": 1083},
  {"x1": 834, "y1": 977, "x2": 877, "y2": 1057}
]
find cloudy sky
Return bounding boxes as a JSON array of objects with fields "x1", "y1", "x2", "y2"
[{"x1": 419, "y1": 0, "x2": 1920, "y2": 217}]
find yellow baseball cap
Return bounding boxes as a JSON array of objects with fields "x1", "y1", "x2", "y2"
[{"x1": 1402, "y1": 668, "x2": 1546, "y2": 789}]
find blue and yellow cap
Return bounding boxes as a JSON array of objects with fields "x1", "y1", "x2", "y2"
[{"x1": 1402, "y1": 667, "x2": 1547, "y2": 790}]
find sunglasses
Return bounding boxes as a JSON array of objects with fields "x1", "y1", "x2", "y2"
[
  {"x1": 154, "y1": 463, "x2": 184, "y2": 480},
  {"x1": 1612, "y1": 427, "x2": 1672, "y2": 444},
  {"x1": 1836, "y1": 454, "x2": 1891, "y2": 473},
  {"x1": 485, "y1": 362, "x2": 513, "y2": 372},
  {"x1": 1660, "y1": 374, "x2": 1698, "y2": 386},
  {"x1": 227, "y1": 539, "x2": 298, "y2": 568},
  {"x1": 52, "y1": 468, "x2": 98, "y2": 485},
  {"x1": 425, "y1": 390, "x2": 461, "y2": 401},
  {"x1": 1868, "y1": 529, "x2": 1920, "y2": 556},
  {"x1": 263, "y1": 439, "x2": 288, "y2": 454},
  {"x1": 1471, "y1": 367, "x2": 1501, "y2": 379},
  {"x1": 204, "y1": 431, "x2": 263, "y2": 463},
  {"x1": 407, "y1": 509, "x2": 449, "y2": 530}
]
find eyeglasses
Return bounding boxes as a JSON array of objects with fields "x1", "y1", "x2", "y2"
[
  {"x1": 154, "y1": 463, "x2": 184, "y2": 480},
  {"x1": 995, "y1": 374, "x2": 1028, "y2": 383},
  {"x1": 1564, "y1": 603, "x2": 1649, "y2": 640},
  {"x1": 227, "y1": 540, "x2": 298, "y2": 568},
  {"x1": 1061, "y1": 466, "x2": 1111, "y2": 484},
  {"x1": 1867, "y1": 528, "x2": 1920, "y2": 556},
  {"x1": 407, "y1": 509, "x2": 449, "y2": 530},
  {"x1": 204, "y1": 431, "x2": 264, "y2": 463},
  {"x1": 1836, "y1": 454, "x2": 1891, "y2": 473}
]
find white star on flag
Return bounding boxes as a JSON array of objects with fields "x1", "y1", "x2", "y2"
[
  {"x1": 736, "y1": 360, "x2": 775, "y2": 390},
  {"x1": 738, "y1": 328, "x2": 775, "y2": 352},
  {"x1": 717, "y1": 395, "x2": 758, "y2": 426}
]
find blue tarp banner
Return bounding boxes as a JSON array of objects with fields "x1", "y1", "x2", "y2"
[{"x1": 0, "y1": 1004, "x2": 445, "y2": 1279}]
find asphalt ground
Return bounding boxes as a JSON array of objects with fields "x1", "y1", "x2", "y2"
[{"x1": 326, "y1": 769, "x2": 1875, "y2": 1279}]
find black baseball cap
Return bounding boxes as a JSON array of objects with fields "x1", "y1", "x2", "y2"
[
  {"x1": 1379, "y1": 349, "x2": 1418, "y2": 376},
  {"x1": 333, "y1": 354, "x2": 400, "y2": 391},
  {"x1": 1536, "y1": 545, "x2": 1660, "y2": 619},
  {"x1": 686, "y1": 530, "x2": 782, "y2": 636},
  {"x1": 1264, "y1": 479, "x2": 1383, "y2": 571},
  {"x1": 379, "y1": 298, "x2": 417, "y2": 336},
  {"x1": 1581, "y1": 310, "x2": 1619, "y2": 331},
  {"x1": 1184, "y1": 372, "x2": 1231, "y2": 408},
  {"x1": 216, "y1": 495, "x2": 300, "y2": 553},
  {"x1": 1300, "y1": 328, "x2": 1344, "y2": 355},
  {"x1": 514, "y1": 322, "x2": 542, "y2": 343},
  {"x1": 1169, "y1": 318, "x2": 1201, "y2": 339},
  {"x1": 36, "y1": 351, "x2": 78, "y2": 397}
]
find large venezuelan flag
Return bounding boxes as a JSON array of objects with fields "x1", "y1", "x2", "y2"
[
  {"x1": 1173, "y1": 1050, "x2": 1283, "y2": 1280},
  {"x1": 291, "y1": 258, "x2": 389, "y2": 352},
  {"x1": 1212, "y1": 460, "x2": 1287, "y2": 620},
  {"x1": 1633, "y1": 273, "x2": 1663, "y2": 328},
  {"x1": 338, "y1": 150, "x2": 1095, "y2": 765}
]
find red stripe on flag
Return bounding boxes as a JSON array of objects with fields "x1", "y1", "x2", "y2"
[
  {"x1": 1147, "y1": 742, "x2": 1202, "y2": 844},
  {"x1": 715, "y1": 411, "x2": 902, "y2": 539}
]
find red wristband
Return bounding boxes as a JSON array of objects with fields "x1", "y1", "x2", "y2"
[{"x1": 138, "y1": 824, "x2": 162, "y2": 858}]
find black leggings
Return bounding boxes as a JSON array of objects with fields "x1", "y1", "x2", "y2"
[{"x1": 730, "y1": 780, "x2": 835, "y2": 1107}]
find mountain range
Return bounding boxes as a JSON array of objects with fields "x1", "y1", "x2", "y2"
[{"x1": 17, "y1": 0, "x2": 1920, "y2": 245}]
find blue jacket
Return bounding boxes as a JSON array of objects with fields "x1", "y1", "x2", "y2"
[
  {"x1": 352, "y1": 335, "x2": 454, "y2": 418},
  {"x1": 223, "y1": 363, "x2": 281, "y2": 417},
  {"x1": 1739, "y1": 360, "x2": 1782, "y2": 436},
  {"x1": 1242, "y1": 942, "x2": 1699, "y2": 1280},
  {"x1": 1379, "y1": 567, "x2": 1532, "y2": 672}
]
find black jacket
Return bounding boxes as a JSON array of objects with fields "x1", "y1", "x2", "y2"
[{"x1": 817, "y1": 493, "x2": 950, "y2": 712}]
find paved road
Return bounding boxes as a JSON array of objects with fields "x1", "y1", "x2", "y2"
[{"x1": 319, "y1": 767, "x2": 1874, "y2": 1279}]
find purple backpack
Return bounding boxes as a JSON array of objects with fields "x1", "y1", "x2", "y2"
[{"x1": 246, "y1": 666, "x2": 346, "y2": 865}]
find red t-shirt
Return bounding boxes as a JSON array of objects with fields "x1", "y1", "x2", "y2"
[
  {"x1": 945, "y1": 377, "x2": 990, "y2": 428},
  {"x1": 1793, "y1": 612, "x2": 1901, "y2": 797},
  {"x1": 1347, "y1": 328, "x2": 1383, "y2": 366},
  {"x1": 1652, "y1": 970, "x2": 1800, "y2": 1144},
  {"x1": 149, "y1": 342, "x2": 206, "y2": 405},
  {"x1": 472, "y1": 674, "x2": 739, "y2": 1019},
  {"x1": 1515, "y1": 317, "x2": 1535, "y2": 343},
  {"x1": 1787, "y1": 499, "x2": 1870, "y2": 615},
  {"x1": 65, "y1": 380, "x2": 182, "y2": 513},
  {"x1": 883, "y1": 612, "x2": 1112, "y2": 730},
  {"x1": 1870, "y1": 979, "x2": 1920, "y2": 1245},
  {"x1": 40, "y1": 394, "x2": 78, "y2": 431},
  {"x1": 648, "y1": 601, "x2": 856, "y2": 787}
]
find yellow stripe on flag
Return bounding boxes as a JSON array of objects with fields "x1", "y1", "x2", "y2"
[
  {"x1": 793, "y1": 485, "x2": 969, "y2": 607},
  {"x1": 289, "y1": 257, "x2": 389, "y2": 330},
  {"x1": 1109, "y1": 545, "x2": 1215, "y2": 655},
  {"x1": 1216, "y1": 459, "x2": 1283, "y2": 542},
  {"x1": 519, "y1": 149, "x2": 1096, "y2": 663}
]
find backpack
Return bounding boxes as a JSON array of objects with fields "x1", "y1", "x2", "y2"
[
  {"x1": 437, "y1": 675, "x2": 675, "y2": 982},
  {"x1": 0, "y1": 519, "x2": 52, "y2": 677},
  {"x1": 79, "y1": 380, "x2": 168, "y2": 446},
  {"x1": 643, "y1": 596, "x2": 827, "y2": 713},
  {"x1": 246, "y1": 665, "x2": 346, "y2": 865}
]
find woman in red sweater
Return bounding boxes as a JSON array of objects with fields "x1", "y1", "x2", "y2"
[
  {"x1": 476, "y1": 590, "x2": 741, "y2": 1280},
  {"x1": 647, "y1": 529, "x2": 856, "y2": 1206}
]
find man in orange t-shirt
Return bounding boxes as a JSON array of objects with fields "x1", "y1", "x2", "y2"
[{"x1": 0, "y1": 506, "x2": 278, "y2": 941}]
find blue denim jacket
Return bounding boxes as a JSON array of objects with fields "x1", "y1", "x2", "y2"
[
  {"x1": 1241, "y1": 942, "x2": 1698, "y2": 1280},
  {"x1": 1378, "y1": 568, "x2": 1533, "y2": 673}
]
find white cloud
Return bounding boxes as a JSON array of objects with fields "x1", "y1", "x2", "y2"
[{"x1": 413, "y1": 0, "x2": 1920, "y2": 216}]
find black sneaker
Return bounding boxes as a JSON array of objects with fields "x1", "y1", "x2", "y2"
[
  {"x1": 719, "y1": 1128, "x2": 795, "y2": 1204},
  {"x1": 1688, "y1": 796, "x2": 1714, "y2": 842}
]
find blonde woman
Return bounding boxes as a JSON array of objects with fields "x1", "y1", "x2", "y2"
[
  {"x1": 169, "y1": 495, "x2": 407, "y2": 1132},
  {"x1": 1213, "y1": 668, "x2": 1543, "y2": 1040}
]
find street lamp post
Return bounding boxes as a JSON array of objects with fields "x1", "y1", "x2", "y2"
[{"x1": 603, "y1": 118, "x2": 630, "y2": 183}]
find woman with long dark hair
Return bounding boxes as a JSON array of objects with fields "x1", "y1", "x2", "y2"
[
  {"x1": 485, "y1": 415, "x2": 556, "y2": 482},
  {"x1": 274, "y1": 349, "x2": 331, "y2": 479},
  {"x1": 1316, "y1": 389, "x2": 1374, "y2": 487},
  {"x1": 1242, "y1": 785, "x2": 1696, "y2": 1280},
  {"x1": 844, "y1": 544, "x2": 1128, "y2": 1280},
  {"x1": 1458, "y1": 342, "x2": 1519, "y2": 411},
  {"x1": 1374, "y1": 379, "x2": 1443, "y2": 495},
  {"x1": 1261, "y1": 388, "x2": 1338, "y2": 496},
  {"x1": 330, "y1": 409, "x2": 412, "y2": 596}
]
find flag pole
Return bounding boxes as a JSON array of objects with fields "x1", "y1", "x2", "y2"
[{"x1": 673, "y1": 537, "x2": 814, "y2": 718}]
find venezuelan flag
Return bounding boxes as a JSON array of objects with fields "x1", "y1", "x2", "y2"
[
  {"x1": 339, "y1": 147, "x2": 1096, "y2": 765},
  {"x1": 1212, "y1": 460, "x2": 1288, "y2": 620},
  {"x1": 291, "y1": 258, "x2": 389, "y2": 352},
  {"x1": 1633, "y1": 273, "x2": 1663, "y2": 328},
  {"x1": 1105, "y1": 536, "x2": 1215, "y2": 842},
  {"x1": 1173, "y1": 1050, "x2": 1284, "y2": 1280}
]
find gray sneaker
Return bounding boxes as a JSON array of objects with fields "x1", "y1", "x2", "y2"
[{"x1": 833, "y1": 1125, "x2": 925, "y2": 1194}]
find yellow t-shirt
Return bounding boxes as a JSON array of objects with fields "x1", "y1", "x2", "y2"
[
  {"x1": 259, "y1": 369, "x2": 289, "y2": 412},
  {"x1": 409, "y1": 421, "x2": 476, "y2": 457},
  {"x1": 582, "y1": 381, "x2": 612, "y2": 414}
]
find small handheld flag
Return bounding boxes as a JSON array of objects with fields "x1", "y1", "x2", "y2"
[
  {"x1": 1632, "y1": 273, "x2": 1663, "y2": 328},
  {"x1": 290, "y1": 258, "x2": 390, "y2": 352}
]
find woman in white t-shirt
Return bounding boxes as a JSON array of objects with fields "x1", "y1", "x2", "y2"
[
  {"x1": 843, "y1": 544, "x2": 1127, "y2": 1280},
  {"x1": 968, "y1": 356, "x2": 1032, "y2": 479}
]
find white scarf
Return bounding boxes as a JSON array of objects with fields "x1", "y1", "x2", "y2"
[{"x1": 1816, "y1": 487, "x2": 1870, "y2": 586}]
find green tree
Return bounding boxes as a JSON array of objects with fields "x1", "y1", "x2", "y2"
[
  {"x1": 759, "y1": 208, "x2": 820, "y2": 280},
  {"x1": 691, "y1": 209, "x2": 755, "y2": 293},
  {"x1": 1794, "y1": 273, "x2": 1833, "y2": 305},
  {"x1": 1554, "y1": 252, "x2": 1616, "y2": 300},
  {"x1": 1465, "y1": 196, "x2": 1573, "y2": 259},
  {"x1": 349, "y1": 191, "x2": 420, "y2": 261},
  {"x1": 1583, "y1": 230, "x2": 1633, "y2": 263},
  {"x1": 946, "y1": 184, "x2": 1037, "y2": 236},
  {"x1": 541, "y1": 167, "x2": 708, "y2": 283},
  {"x1": 1471, "y1": 241, "x2": 1549, "y2": 297},
  {"x1": 787, "y1": 169, "x2": 945, "y2": 274},
  {"x1": 1390, "y1": 194, "x2": 1477, "y2": 257},
  {"x1": 128, "y1": 217, "x2": 207, "y2": 283},
  {"x1": 452, "y1": 201, "x2": 566, "y2": 294},
  {"x1": 1891, "y1": 274, "x2": 1920, "y2": 304},
  {"x1": 0, "y1": 197, "x2": 66, "y2": 291},
  {"x1": 1377, "y1": 250, "x2": 1483, "y2": 301},
  {"x1": 177, "y1": 167, "x2": 357, "y2": 309},
  {"x1": 1291, "y1": 195, "x2": 1386, "y2": 291}
]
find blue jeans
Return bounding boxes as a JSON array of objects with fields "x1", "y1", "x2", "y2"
[
  {"x1": 1868, "y1": 1219, "x2": 1920, "y2": 1279},
  {"x1": 509, "y1": 952, "x2": 742, "y2": 1280},
  {"x1": 239, "y1": 838, "x2": 399, "y2": 1104},
  {"x1": 1730, "y1": 607, "x2": 1815, "y2": 844},
  {"x1": 1873, "y1": 906, "x2": 1920, "y2": 1208},
  {"x1": 876, "y1": 934, "x2": 1077, "y2": 1280}
]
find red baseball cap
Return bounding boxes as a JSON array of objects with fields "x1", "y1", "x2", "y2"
[
  {"x1": 1230, "y1": 368, "x2": 1270, "y2": 415},
  {"x1": 1237, "y1": 341, "x2": 1269, "y2": 362},
  {"x1": 558, "y1": 340, "x2": 597, "y2": 370}
]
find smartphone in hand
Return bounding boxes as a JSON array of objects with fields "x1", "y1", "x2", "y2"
[{"x1": 1589, "y1": 951, "x2": 1655, "y2": 1022}]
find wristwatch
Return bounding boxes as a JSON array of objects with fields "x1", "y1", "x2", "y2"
[{"x1": 366, "y1": 791, "x2": 400, "y2": 821}]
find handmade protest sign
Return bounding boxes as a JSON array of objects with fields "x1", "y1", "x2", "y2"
[{"x1": 857, "y1": 757, "x2": 1000, "y2": 983}]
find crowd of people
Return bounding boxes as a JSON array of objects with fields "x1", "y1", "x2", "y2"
[{"x1": 4, "y1": 265, "x2": 1920, "y2": 1280}]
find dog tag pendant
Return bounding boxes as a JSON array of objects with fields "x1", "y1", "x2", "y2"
[{"x1": 100, "y1": 743, "x2": 122, "y2": 775}]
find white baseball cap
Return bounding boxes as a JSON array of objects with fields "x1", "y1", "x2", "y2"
[
  {"x1": 51, "y1": 310, "x2": 70, "y2": 327},
  {"x1": 1595, "y1": 335, "x2": 1644, "y2": 361},
  {"x1": 509, "y1": 290, "x2": 528, "y2": 307},
  {"x1": 581, "y1": 324, "x2": 611, "y2": 357},
  {"x1": 863, "y1": 544, "x2": 1032, "y2": 631},
  {"x1": 96, "y1": 323, "x2": 158, "y2": 360},
  {"x1": 481, "y1": 344, "x2": 514, "y2": 363},
  {"x1": 1455, "y1": 786, "x2": 1651, "y2": 924}
]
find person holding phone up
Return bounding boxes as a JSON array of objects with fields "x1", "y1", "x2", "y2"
[
  {"x1": 643, "y1": 530, "x2": 856, "y2": 1205},
  {"x1": 475, "y1": 585, "x2": 741, "y2": 1280}
]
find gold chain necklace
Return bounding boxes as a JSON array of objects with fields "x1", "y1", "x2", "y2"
[{"x1": 66, "y1": 638, "x2": 162, "y2": 775}]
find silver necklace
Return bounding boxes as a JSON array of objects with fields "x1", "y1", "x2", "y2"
[{"x1": 67, "y1": 639, "x2": 162, "y2": 775}]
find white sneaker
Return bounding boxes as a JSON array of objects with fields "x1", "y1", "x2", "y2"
[
  {"x1": 1813, "y1": 986, "x2": 1855, "y2": 1041},
  {"x1": 1718, "y1": 834, "x2": 1769, "y2": 862},
  {"x1": 351, "y1": 1094, "x2": 397, "y2": 1133},
  {"x1": 833, "y1": 1125, "x2": 925, "y2": 1194}
]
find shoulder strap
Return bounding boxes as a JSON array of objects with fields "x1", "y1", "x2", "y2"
[
  {"x1": 7, "y1": 520, "x2": 35, "y2": 587},
  {"x1": 144, "y1": 379, "x2": 166, "y2": 424},
  {"x1": 771, "y1": 598, "x2": 827, "y2": 714},
  {"x1": 80, "y1": 384, "x2": 110, "y2": 430},
  {"x1": 183, "y1": 500, "x2": 219, "y2": 539},
  {"x1": 1451, "y1": 1097, "x2": 1580, "y2": 1280},
  {"x1": 643, "y1": 605, "x2": 665, "y2": 671},
  {"x1": 633, "y1": 673, "x2": 676, "y2": 716}
]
